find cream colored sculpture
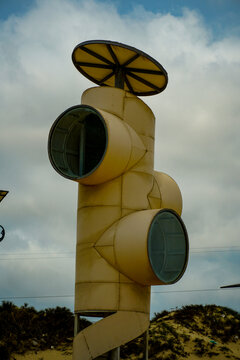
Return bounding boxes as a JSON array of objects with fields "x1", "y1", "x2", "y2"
[
  {"x1": 48, "y1": 40, "x2": 188, "y2": 360},
  {"x1": 72, "y1": 85, "x2": 186, "y2": 359}
]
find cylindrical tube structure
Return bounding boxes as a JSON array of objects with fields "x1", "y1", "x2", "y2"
[
  {"x1": 98, "y1": 208, "x2": 188, "y2": 286},
  {"x1": 48, "y1": 105, "x2": 145, "y2": 185},
  {"x1": 48, "y1": 86, "x2": 188, "y2": 359}
]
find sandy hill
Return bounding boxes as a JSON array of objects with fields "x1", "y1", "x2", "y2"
[
  {"x1": 0, "y1": 302, "x2": 239, "y2": 360},
  {"x1": 121, "y1": 304, "x2": 240, "y2": 360}
]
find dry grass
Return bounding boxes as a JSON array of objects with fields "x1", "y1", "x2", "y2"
[
  {"x1": 12, "y1": 341, "x2": 240, "y2": 360},
  {"x1": 12, "y1": 348, "x2": 72, "y2": 360}
]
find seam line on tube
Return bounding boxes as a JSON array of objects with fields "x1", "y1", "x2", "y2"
[
  {"x1": 125, "y1": 150, "x2": 148, "y2": 174},
  {"x1": 78, "y1": 205, "x2": 121, "y2": 210},
  {"x1": 154, "y1": 175, "x2": 162, "y2": 205},
  {"x1": 146, "y1": 177, "x2": 155, "y2": 209},
  {"x1": 83, "y1": 331, "x2": 92, "y2": 358},
  {"x1": 76, "y1": 309, "x2": 150, "y2": 315},
  {"x1": 121, "y1": 120, "x2": 147, "y2": 174},
  {"x1": 75, "y1": 280, "x2": 121, "y2": 284},
  {"x1": 120, "y1": 174, "x2": 123, "y2": 217},
  {"x1": 118, "y1": 270, "x2": 120, "y2": 308},
  {"x1": 78, "y1": 204, "x2": 153, "y2": 211},
  {"x1": 121, "y1": 121, "x2": 134, "y2": 173},
  {"x1": 93, "y1": 246, "x2": 116, "y2": 269},
  {"x1": 112, "y1": 221, "x2": 118, "y2": 266}
]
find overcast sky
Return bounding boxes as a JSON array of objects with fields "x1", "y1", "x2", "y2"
[{"x1": 0, "y1": 0, "x2": 240, "y2": 316}]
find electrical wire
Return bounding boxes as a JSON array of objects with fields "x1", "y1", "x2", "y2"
[
  {"x1": 0, "y1": 286, "x2": 238, "y2": 301},
  {"x1": 0, "y1": 295, "x2": 74, "y2": 300},
  {"x1": 190, "y1": 246, "x2": 240, "y2": 253},
  {"x1": 0, "y1": 256, "x2": 74, "y2": 260},
  {"x1": 0, "y1": 251, "x2": 75, "y2": 260},
  {"x1": 152, "y1": 288, "x2": 223, "y2": 293},
  {"x1": 0, "y1": 246, "x2": 239, "y2": 261}
]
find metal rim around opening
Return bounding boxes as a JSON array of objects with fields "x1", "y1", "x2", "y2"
[
  {"x1": 148, "y1": 209, "x2": 189, "y2": 284},
  {"x1": 48, "y1": 105, "x2": 108, "y2": 181}
]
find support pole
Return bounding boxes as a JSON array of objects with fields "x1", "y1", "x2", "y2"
[
  {"x1": 143, "y1": 330, "x2": 149, "y2": 360},
  {"x1": 74, "y1": 314, "x2": 80, "y2": 336}
]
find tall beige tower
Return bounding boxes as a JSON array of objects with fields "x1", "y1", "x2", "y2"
[{"x1": 48, "y1": 41, "x2": 189, "y2": 360}]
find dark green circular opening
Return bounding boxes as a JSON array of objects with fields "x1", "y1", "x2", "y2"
[
  {"x1": 148, "y1": 210, "x2": 188, "y2": 284},
  {"x1": 48, "y1": 105, "x2": 107, "y2": 180}
]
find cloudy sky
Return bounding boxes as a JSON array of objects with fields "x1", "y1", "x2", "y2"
[{"x1": 0, "y1": 0, "x2": 240, "y2": 317}]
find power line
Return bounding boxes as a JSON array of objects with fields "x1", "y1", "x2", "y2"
[
  {"x1": 152, "y1": 288, "x2": 222, "y2": 294},
  {"x1": 0, "y1": 256, "x2": 74, "y2": 260},
  {"x1": 0, "y1": 251, "x2": 75, "y2": 255},
  {"x1": 0, "y1": 251, "x2": 75, "y2": 261},
  {"x1": 191, "y1": 246, "x2": 240, "y2": 253},
  {"x1": 0, "y1": 246, "x2": 239, "y2": 261},
  {"x1": 0, "y1": 295, "x2": 74, "y2": 300},
  {"x1": 1, "y1": 287, "x2": 239, "y2": 301}
]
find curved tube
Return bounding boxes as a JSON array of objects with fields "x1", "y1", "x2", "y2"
[{"x1": 73, "y1": 311, "x2": 149, "y2": 359}]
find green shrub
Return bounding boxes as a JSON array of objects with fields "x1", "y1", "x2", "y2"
[{"x1": 0, "y1": 301, "x2": 91, "y2": 356}]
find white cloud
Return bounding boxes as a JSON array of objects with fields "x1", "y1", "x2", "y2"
[{"x1": 0, "y1": 0, "x2": 239, "y2": 312}]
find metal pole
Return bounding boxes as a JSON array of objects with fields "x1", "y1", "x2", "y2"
[
  {"x1": 143, "y1": 330, "x2": 149, "y2": 360},
  {"x1": 115, "y1": 67, "x2": 124, "y2": 89},
  {"x1": 74, "y1": 314, "x2": 80, "y2": 336}
]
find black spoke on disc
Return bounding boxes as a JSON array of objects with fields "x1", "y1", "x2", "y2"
[
  {"x1": 81, "y1": 46, "x2": 114, "y2": 65},
  {"x1": 76, "y1": 62, "x2": 113, "y2": 70},
  {"x1": 126, "y1": 68, "x2": 164, "y2": 75},
  {"x1": 99, "y1": 71, "x2": 115, "y2": 84},
  {"x1": 122, "y1": 53, "x2": 140, "y2": 67},
  {"x1": 124, "y1": 74, "x2": 134, "y2": 93},
  {"x1": 107, "y1": 44, "x2": 119, "y2": 66},
  {"x1": 127, "y1": 71, "x2": 162, "y2": 92}
]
